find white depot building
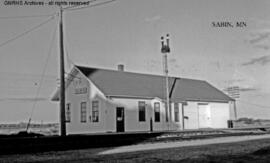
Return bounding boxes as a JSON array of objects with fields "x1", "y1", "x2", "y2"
[{"x1": 52, "y1": 65, "x2": 235, "y2": 134}]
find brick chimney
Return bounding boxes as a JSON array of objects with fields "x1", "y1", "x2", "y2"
[{"x1": 117, "y1": 64, "x2": 124, "y2": 71}]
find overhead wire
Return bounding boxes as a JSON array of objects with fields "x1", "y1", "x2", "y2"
[
  {"x1": 61, "y1": 12, "x2": 77, "y2": 81},
  {"x1": 0, "y1": 72, "x2": 57, "y2": 79},
  {"x1": 0, "y1": 13, "x2": 57, "y2": 19},
  {"x1": 63, "y1": 0, "x2": 97, "y2": 10},
  {"x1": 0, "y1": 14, "x2": 56, "y2": 48},
  {"x1": 62, "y1": 0, "x2": 117, "y2": 76},
  {"x1": 62, "y1": 0, "x2": 117, "y2": 67},
  {"x1": 64, "y1": 27, "x2": 75, "y2": 68},
  {"x1": 65, "y1": 47, "x2": 75, "y2": 68},
  {"x1": 64, "y1": 72, "x2": 81, "y2": 79},
  {"x1": 64, "y1": 44, "x2": 78, "y2": 82},
  {"x1": 237, "y1": 100, "x2": 270, "y2": 109},
  {"x1": 26, "y1": 18, "x2": 58, "y2": 131},
  {"x1": 1, "y1": 1, "x2": 119, "y2": 125},
  {"x1": 64, "y1": 0, "x2": 116, "y2": 12}
]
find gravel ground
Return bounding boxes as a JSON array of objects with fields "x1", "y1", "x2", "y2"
[
  {"x1": 2, "y1": 134, "x2": 270, "y2": 162},
  {"x1": 99, "y1": 134, "x2": 270, "y2": 155}
]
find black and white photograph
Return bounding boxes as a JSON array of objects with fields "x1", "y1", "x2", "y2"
[{"x1": 0, "y1": 0, "x2": 270, "y2": 162}]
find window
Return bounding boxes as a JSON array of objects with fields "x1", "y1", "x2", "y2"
[
  {"x1": 174, "y1": 103, "x2": 179, "y2": 122},
  {"x1": 81, "y1": 102, "x2": 87, "y2": 123},
  {"x1": 66, "y1": 103, "x2": 71, "y2": 123},
  {"x1": 92, "y1": 101, "x2": 99, "y2": 122},
  {"x1": 139, "y1": 101, "x2": 146, "y2": 122},
  {"x1": 154, "y1": 102, "x2": 160, "y2": 122}
]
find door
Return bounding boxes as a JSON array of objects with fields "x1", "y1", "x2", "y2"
[
  {"x1": 198, "y1": 104, "x2": 211, "y2": 128},
  {"x1": 116, "y1": 107, "x2": 125, "y2": 132}
]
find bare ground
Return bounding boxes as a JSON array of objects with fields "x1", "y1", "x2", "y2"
[{"x1": 2, "y1": 136, "x2": 270, "y2": 162}]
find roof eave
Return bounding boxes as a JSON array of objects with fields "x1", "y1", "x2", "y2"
[
  {"x1": 171, "y1": 97, "x2": 233, "y2": 102},
  {"x1": 183, "y1": 98, "x2": 233, "y2": 103},
  {"x1": 106, "y1": 95, "x2": 155, "y2": 100}
]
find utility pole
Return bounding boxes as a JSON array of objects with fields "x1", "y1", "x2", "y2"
[
  {"x1": 234, "y1": 101, "x2": 237, "y2": 120},
  {"x1": 161, "y1": 34, "x2": 171, "y2": 130},
  {"x1": 225, "y1": 86, "x2": 239, "y2": 120},
  {"x1": 59, "y1": 7, "x2": 66, "y2": 136}
]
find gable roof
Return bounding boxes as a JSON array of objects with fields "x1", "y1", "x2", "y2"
[
  {"x1": 170, "y1": 78, "x2": 233, "y2": 102},
  {"x1": 77, "y1": 65, "x2": 174, "y2": 99},
  {"x1": 62, "y1": 65, "x2": 232, "y2": 102}
]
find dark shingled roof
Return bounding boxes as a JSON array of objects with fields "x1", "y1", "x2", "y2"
[
  {"x1": 76, "y1": 65, "x2": 233, "y2": 102},
  {"x1": 170, "y1": 78, "x2": 233, "y2": 102}
]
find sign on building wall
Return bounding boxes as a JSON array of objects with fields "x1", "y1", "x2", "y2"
[{"x1": 75, "y1": 87, "x2": 87, "y2": 94}]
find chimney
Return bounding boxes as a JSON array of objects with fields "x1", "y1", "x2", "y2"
[{"x1": 117, "y1": 64, "x2": 124, "y2": 71}]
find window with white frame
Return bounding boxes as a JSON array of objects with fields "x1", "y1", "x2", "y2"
[
  {"x1": 154, "y1": 102, "x2": 160, "y2": 122},
  {"x1": 92, "y1": 101, "x2": 99, "y2": 122},
  {"x1": 139, "y1": 101, "x2": 146, "y2": 122},
  {"x1": 174, "y1": 103, "x2": 179, "y2": 122},
  {"x1": 66, "y1": 103, "x2": 71, "y2": 123},
  {"x1": 80, "y1": 102, "x2": 87, "y2": 123}
]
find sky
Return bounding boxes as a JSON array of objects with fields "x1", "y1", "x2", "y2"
[{"x1": 0, "y1": 0, "x2": 270, "y2": 123}]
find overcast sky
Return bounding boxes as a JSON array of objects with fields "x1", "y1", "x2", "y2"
[{"x1": 0, "y1": 0, "x2": 270, "y2": 123}]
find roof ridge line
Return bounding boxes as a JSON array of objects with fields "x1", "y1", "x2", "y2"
[{"x1": 75, "y1": 65, "x2": 205, "y2": 81}]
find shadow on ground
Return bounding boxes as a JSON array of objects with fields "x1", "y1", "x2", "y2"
[
  {"x1": 0, "y1": 128, "x2": 269, "y2": 156},
  {"x1": 0, "y1": 132, "x2": 163, "y2": 155}
]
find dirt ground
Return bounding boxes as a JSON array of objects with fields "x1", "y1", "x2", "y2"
[{"x1": 2, "y1": 136, "x2": 270, "y2": 162}]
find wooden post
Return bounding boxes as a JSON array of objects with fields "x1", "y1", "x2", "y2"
[{"x1": 181, "y1": 103, "x2": 185, "y2": 130}]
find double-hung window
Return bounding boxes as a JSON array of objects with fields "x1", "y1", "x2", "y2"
[
  {"x1": 138, "y1": 101, "x2": 146, "y2": 122},
  {"x1": 92, "y1": 101, "x2": 99, "y2": 122},
  {"x1": 66, "y1": 103, "x2": 71, "y2": 123},
  {"x1": 81, "y1": 102, "x2": 87, "y2": 123},
  {"x1": 154, "y1": 102, "x2": 160, "y2": 122}
]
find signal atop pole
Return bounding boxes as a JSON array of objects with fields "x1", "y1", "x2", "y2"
[
  {"x1": 166, "y1": 34, "x2": 170, "y2": 53},
  {"x1": 161, "y1": 34, "x2": 171, "y2": 129}
]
